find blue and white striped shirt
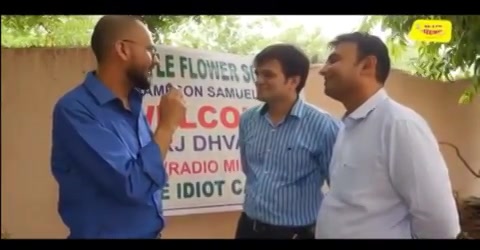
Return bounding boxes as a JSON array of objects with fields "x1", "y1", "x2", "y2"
[{"x1": 239, "y1": 99, "x2": 340, "y2": 226}]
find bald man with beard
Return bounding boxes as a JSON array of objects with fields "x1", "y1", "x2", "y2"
[{"x1": 51, "y1": 16, "x2": 186, "y2": 239}]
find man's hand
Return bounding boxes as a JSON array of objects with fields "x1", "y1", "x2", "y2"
[
  {"x1": 157, "y1": 85, "x2": 186, "y2": 132},
  {"x1": 154, "y1": 85, "x2": 186, "y2": 159}
]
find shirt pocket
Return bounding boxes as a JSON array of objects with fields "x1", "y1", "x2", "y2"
[
  {"x1": 275, "y1": 142, "x2": 315, "y2": 182},
  {"x1": 282, "y1": 142, "x2": 313, "y2": 167},
  {"x1": 330, "y1": 157, "x2": 376, "y2": 201}
]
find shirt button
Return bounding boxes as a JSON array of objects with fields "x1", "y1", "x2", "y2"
[{"x1": 271, "y1": 129, "x2": 276, "y2": 132}]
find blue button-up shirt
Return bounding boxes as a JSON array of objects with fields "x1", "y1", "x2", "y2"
[
  {"x1": 240, "y1": 99, "x2": 340, "y2": 226},
  {"x1": 51, "y1": 72, "x2": 167, "y2": 239}
]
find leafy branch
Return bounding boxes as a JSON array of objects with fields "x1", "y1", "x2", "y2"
[{"x1": 359, "y1": 15, "x2": 480, "y2": 104}]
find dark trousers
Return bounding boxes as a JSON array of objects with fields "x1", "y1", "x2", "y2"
[{"x1": 235, "y1": 212, "x2": 315, "y2": 239}]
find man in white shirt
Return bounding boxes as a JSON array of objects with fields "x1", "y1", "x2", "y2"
[{"x1": 315, "y1": 32, "x2": 460, "y2": 239}]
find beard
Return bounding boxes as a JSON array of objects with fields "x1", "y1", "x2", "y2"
[{"x1": 126, "y1": 65, "x2": 151, "y2": 90}]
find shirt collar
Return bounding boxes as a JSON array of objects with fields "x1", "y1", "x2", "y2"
[
  {"x1": 343, "y1": 88, "x2": 389, "y2": 122},
  {"x1": 83, "y1": 71, "x2": 142, "y2": 106},
  {"x1": 258, "y1": 97, "x2": 306, "y2": 119}
]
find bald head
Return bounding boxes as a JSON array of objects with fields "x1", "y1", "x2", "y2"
[{"x1": 90, "y1": 15, "x2": 146, "y2": 63}]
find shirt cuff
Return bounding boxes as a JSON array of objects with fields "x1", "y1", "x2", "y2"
[{"x1": 140, "y1": 141, "x2": 167, "y2": 188}]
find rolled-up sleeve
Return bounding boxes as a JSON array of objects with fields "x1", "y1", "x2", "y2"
[
  {"x1": 387, "y1": 119, "x2": 460, "y2": 239},
  {"x1": 54, "y1": 103, "x2": 167, "y2": 205}
]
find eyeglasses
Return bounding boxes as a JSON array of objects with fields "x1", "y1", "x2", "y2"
[{"x1": 122, "y1": 39, "x2": 157, "y2": 55}]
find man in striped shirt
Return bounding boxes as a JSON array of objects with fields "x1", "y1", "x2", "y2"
[{"x1": 234, "y1": 44, "x2": 340, "y2": 239}]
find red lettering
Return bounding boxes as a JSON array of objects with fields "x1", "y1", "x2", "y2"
[
  {"x1": 220, "y1": 107, "x2": 239, "y2": 129},
  {"x1": 196, "y1": 105, "x2": 240, "y2": 129},
  {"x1": 145, "y1": 105, "x2": 247, "y2": 129},
  {"x1": 145, "y1": 105, "x2": 155, "y2": 126},
  {"x1": 179, "y1": 116, "x2": 196, "y2": 129},
  {"x1": 198, "y1": 106, "x2": 217, "y2": 128},
  {"x1": 422, "y1": 29, "x2": 442, "y2": 35},
  {"x1": 224, "y1": 159, "x2": 240, "y2": 173},
  {"x1": 165, "y1": 160, "x2": 219, "y2": 176}
]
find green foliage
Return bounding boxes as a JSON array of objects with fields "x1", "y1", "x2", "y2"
[
  {"x1": 359, "y1": 15, "x2": 480, "y2": 104},
  {"x1": 1, "y1": 15, "x2": 328, "y2": 61},
  {"x1": 164, "y1": 16, "x2": 329, "y2": 60},
  {"x1": 0, "y1": 15, "x2": 209, "y2": 47},
  {"x1": 140, "y1": 15, "x2": 221, "y2": 43},
  {"x1": 1, "y1": 15, "x2": 96, "y2": 47}
]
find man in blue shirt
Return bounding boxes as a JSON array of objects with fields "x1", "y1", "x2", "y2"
[
  {"x1": 51, "y1": 16, "x2": 186, "y2": 239},
  {"x1": 235, "y1": 44, "x2": 339, "y2": 239}
]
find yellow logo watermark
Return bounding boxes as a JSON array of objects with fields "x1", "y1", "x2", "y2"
[{"x1": 408, "y1": 19, "x2": 452, "y2": 43}]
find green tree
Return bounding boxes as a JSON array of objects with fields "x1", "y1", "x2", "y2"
[
  {"x1": 1, "y1": 15, "x2": 329, "y2": 61},
  {"x1": 140, "y1": 15, "x2": 222, "y2": 43},
  {"x1": 1, "y1": 15, "x2": 96, "y2": 47},
  {"x1": 359, "y1": 15, "x2": 480, "y2": 104},
  {"x1": 0, "y1": 15, "x2": 217, "y2": 47},
  {"x1": 164, "y1": 16, "x2": 329, "y2": 61}
]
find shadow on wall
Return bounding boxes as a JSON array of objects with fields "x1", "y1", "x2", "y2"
[{"x1": 1, "y1": 48, "x2": 479, "y2": 239}]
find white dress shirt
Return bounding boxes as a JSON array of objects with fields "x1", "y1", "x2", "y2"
[{"x1": 316, "y1": 88, "x2": 460, "y2": 239}]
